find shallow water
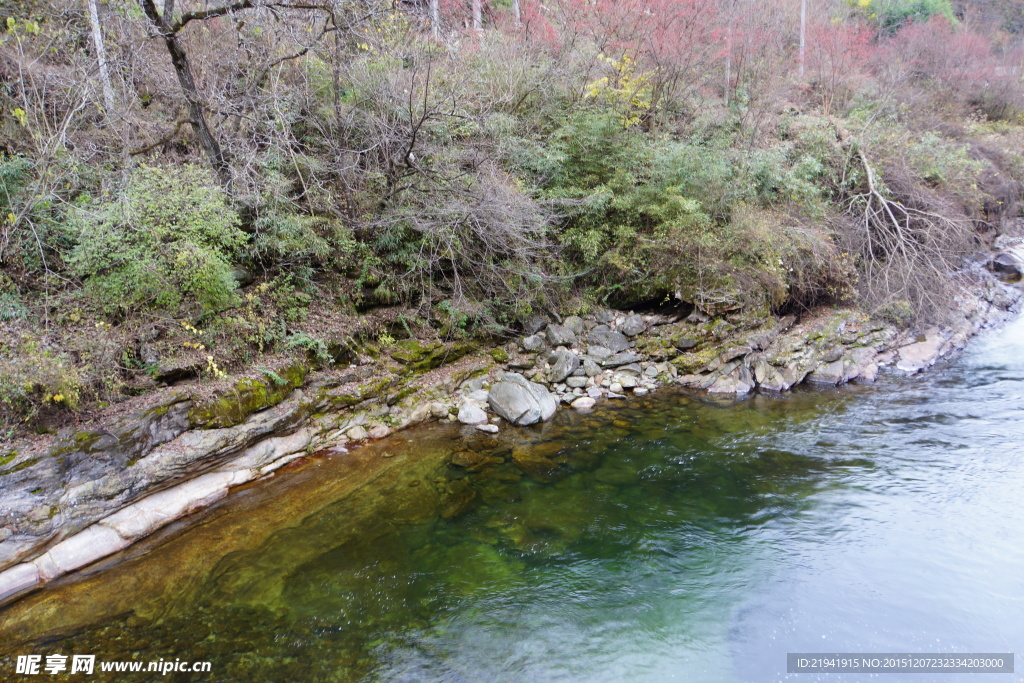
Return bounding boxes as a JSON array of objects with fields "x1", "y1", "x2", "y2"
[{"x1": 3, "y1": 317, "x2": 1024, "y2": 682}]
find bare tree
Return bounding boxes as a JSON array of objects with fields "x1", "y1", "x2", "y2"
[
  {"x1": 429, "y1": 0, "x2": 440, "y2": 38},
  {"x1": 473, "y1": 0, "x2": 483, "y2": 30},
  {"x1": 135, "y1": 0, "x2": 378, "y2": 191},
  {"x1": 799, "y1": 0, "x2": 807, "y2": 77},
  {"x1": 833, "y1": 123, "x2": 976, "y2": 321},
  {"x1": 137, "y1": 0, "x2": 234, "y2": 187},
  {"x1": 86, "y1": 0, "x2": 115, "y2": 117}
]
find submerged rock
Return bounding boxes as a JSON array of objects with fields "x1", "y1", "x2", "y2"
[{"x1": 487, "y1": 373, "x2": 558, "y2": 426}]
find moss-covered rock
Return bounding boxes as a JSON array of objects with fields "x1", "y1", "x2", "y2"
[
  {"x1": 488, "y1": 347, "x2": 510, "y2": 364},
  {"x1": 388, "y1": 339, "x2": 477, "y2": 372},
  {"x1": 189, "y1": 363, "x2": 308, "y2": 429},
  {"x1": 633, "y1": 335, "x2": 678, "y2": 361},
  {"x1": 317, "y1": 374, "x2": 399, "y2": 408},
  {"x1": 671, "y1": 345, "x2": 722, "y2": 375}
]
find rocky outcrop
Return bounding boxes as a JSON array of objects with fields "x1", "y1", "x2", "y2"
[{"x1": 990, "y1": 242, "x2": 1024, "y2": 282}]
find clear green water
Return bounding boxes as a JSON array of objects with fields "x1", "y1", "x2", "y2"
[{"x1": 3, "y1": 317, "x2": 1024, "y2": 682}]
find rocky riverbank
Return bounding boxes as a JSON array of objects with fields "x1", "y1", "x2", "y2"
[{"x1": 1, "y1": 247, "x2": 1022, "y2": 606}]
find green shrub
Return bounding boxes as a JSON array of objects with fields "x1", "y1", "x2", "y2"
[
  {"x1": 0, "y1": 153, "x2": 78, "y2": 282},
  {"x1": 904, "y1": 133, "x2": 983, "y2": 192},
  {"x1": 0, "y1": 337, "x2": 86, "y2": 428},
  {"x1": 0, "y1": 273, "x2": 27, "y2": 321},
  {"x1": 0, "y1": 292, "x2": 27, "y2": 321},
  {"x1": 247, "y1": 163, "x2": 358, "y2": 270},
  {"x1": 848, "y1": 0, "x2": 956, "y2": 31},
  {"x1": 67, "y1": 164, "x2": 245, "y2": 314}
]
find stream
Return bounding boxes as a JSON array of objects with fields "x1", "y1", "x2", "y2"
[{"x1": 2, "y1": 316, "x2": 1023, "y2": 682}]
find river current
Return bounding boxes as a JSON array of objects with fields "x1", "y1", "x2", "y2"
[{"x1": 2, "y1": 316, "x2": 1023, "y2": 682}]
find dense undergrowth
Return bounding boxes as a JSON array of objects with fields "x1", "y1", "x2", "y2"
[{"x1": 1, "y1": 0, "x2": 1023, "y2": 434}]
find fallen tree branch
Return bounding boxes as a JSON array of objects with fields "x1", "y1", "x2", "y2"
[{"x1": 128, "y1": 119, "x2": 193, "y2": 156}]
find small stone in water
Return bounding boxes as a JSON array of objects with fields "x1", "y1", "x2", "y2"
[
  {"x1": 571, "y1": 397, "x2": 596, "y2": 411},
  {"x1": 368, "y1": 424, "x2": 391, "y2": 439},
  {"x1": 476, "y1": 424, "x2": 499, "y2": 434}
]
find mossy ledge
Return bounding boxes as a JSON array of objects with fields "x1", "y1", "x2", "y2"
[{"x1": 188, "y1": 363, "x2": 309, "y2": 429}]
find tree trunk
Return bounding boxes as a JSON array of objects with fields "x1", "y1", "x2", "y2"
[
  {"x1": 472, "y1": 0, "x2": 482, "y2": 30},
  {"x1": 86, "y1": 0, "x2": 115, "y2": 117},
  {"x1": 725, "y1": 21, "x2": 732, "y2": 105},
  {"x1": 512, "y1": 0, "x2": 521, "y2": 24},
  {"x1": 799, "y1": 0, "x2": 807, "y2": 78},
  {"x1": 429, "y1": 0, "x2": 440, "y2": 38},
  {"x1": 139, "y1": 0, "x2": 232, "y2": 189}
]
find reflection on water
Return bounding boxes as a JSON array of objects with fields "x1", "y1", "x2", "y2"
[{"x1": 2, "y1": 317, "x2": 1024, "y2": 682}]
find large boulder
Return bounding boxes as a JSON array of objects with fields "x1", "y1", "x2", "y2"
[
  {"x1": 991, "y1": 251, "x2": 1024, "y2": 281},
  {"x1": 895, "y1": 332, "x2": 946, "y2": 374},
  {"x1": 457, "y1": 402, "x2": 488, "y2": 425},
  {"x1": 621, "y1": 314, "x2": 647, "y2": 337},
  {"x1": 545, "y1": 324, "x2": 577, "y2": 347},
  {"x1": 520, "y1": 334, "x2": 547, "y2": 352},
  {"x1": 523, "y1": 315, "x2": 549, "y2": 336},
  {"x1": 587, "y1": 325, "x2": 630, "y2": 353},
  {"x1": 601, "y1": 351, "x2": 643, "y2": 367},
  {"x1": 547, "y1": 349, "x2": 580, "y2": 383},
  {"x1": 563, "y1": 316, "x2": 586, "y2": 336},
  {"x1": 487, "y1": 373, "x2": 558, "y2": 426}
]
